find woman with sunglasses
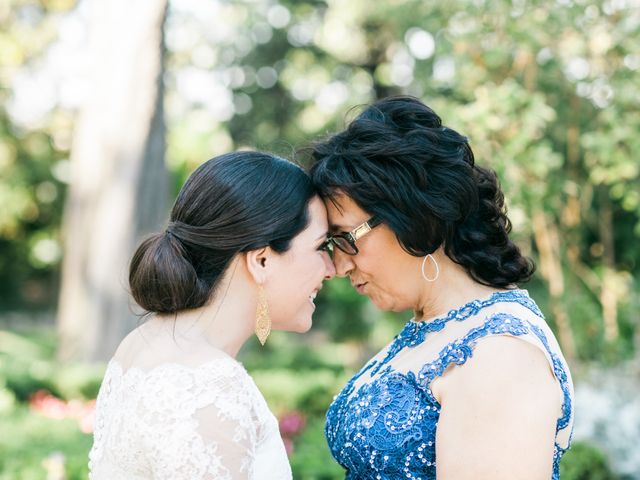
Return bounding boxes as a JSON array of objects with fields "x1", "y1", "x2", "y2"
[
  {"x1": 310, "y1": 96, "x2": 574, "y2": 480},
  {"x1": 89, "y1": 151, "x2": 335, "y2": 479}
]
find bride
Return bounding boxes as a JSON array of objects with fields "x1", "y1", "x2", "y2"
[{"x1": 88, "y1": 151, "x2": 336, "y2": 479}]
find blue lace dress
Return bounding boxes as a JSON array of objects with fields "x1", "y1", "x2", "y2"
[{"x1": 325, "y1": 289, "x2": 574, "y2": 480}]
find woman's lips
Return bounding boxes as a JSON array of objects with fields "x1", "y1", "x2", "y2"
[{"x1": 355, "y1": 282, "x2": 367, "y2": 294}]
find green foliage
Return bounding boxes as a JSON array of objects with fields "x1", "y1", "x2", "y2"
[
  {"x1": 0, "y1": 1, "x2": 74, "y2": 310},
  {"x1": 314, "y1": 276, "x2": 373, "y2": 341},
  {"x1": 0, "y1": 328, "x2": 103, "y2": 402},
  {"x1": 290, "y1": 417, "x2": 344, "y2": 479},
  {"x1": 0, "y1": 406, "x2": 92, "y2": 480},
  {"x1": 0, "y1": 328, "x2": 95, "y2": 478},
  {"x1": 560, "y1": 441, "x2": 619, "y2": 480}
]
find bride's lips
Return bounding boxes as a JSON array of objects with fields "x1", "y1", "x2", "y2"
[
  {"x1": 308, "y1": 286, "x2": 322, "y2": 308},
  {"x1": 308, "y1": 291, "x2": 317, "y2": 309}
]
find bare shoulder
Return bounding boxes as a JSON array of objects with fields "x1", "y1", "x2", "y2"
[
  {"x1": 110, "y1": 323, "x2": 149, "y2": 364},
  {"x1": 111, "y1": 321, "x2": 232, "y2": 371},
  {"x1": 442, "y1": 335, "x2": 560, "y2": 407},
  {"x1": 434, "y1": 336, "x2": 562, "y2": 479}
]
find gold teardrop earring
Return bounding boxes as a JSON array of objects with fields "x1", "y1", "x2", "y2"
[{"x1": 255, "y1": 285, "x2": 271, "y2": 346}]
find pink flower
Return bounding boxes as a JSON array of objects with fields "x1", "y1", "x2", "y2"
[
  {"x1": 29, "y1": 390, "x2": 68, "y2": 419},
  {"x1": 279, "y1": 411, "x2": 306, "y2": 436},
  {"x1": 29, "y1": 389, "x2": 97, "y2": 433}
]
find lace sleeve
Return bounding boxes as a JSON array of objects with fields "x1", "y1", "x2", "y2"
[{"x1": 138, "y1": 359, "x2": 261, "y2": 480}]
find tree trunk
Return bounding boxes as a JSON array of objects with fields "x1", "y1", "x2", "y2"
[
  {"x1": 598, "y1": 185, "x2": 619, "y2": 342},
  {"x1": 532, "y1": 209, "x2": 576, "y2": 362},
  {"x1": 57, "y1": 0, "x2": 168, "y2": 362}
]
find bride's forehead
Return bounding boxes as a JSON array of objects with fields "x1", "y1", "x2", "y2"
[{"x1": 297, "y1": 198, "x2": 328, "y2": 235}]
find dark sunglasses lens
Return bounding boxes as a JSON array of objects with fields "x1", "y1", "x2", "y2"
[{"x1": 332, "y1": 236, "x2": 357, "y2": 255}]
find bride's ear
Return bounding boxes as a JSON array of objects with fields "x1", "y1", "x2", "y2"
[{"x1": 244, "y1": 247, "x2": 271, "y2": 284}]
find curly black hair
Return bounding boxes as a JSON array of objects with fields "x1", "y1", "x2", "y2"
[{"x1": 309, "y1": 96, "x2": 534, "y2": 288}]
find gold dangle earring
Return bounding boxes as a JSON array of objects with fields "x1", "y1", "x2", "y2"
[{"x1": 255, "y1": 285, "x2": 271, "y2": 345}]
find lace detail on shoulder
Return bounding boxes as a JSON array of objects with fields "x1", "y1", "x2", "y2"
[
  {"x1": 89, "y1": 357, "x2": 287, "y2": 480},
  {"x1": 416, "y1": 313, "x2": 572, "y2": 428},
  {"x1": 416, "y1": 313, "x2": 530, "y2": 392},
  {"x1": 370, "y1": 289, "x2": 541, "y2": 376}
]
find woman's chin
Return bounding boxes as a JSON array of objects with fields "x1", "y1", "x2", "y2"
[
  {"x1": 295, "y1": 316, "x2": 313, "y2": 333},
  {"x1": 369, "y1": 295, "x2": 403, "y2": 313},
  {"x1": 279, "y1": 315, "x2": 313, "y2": 334},
  {"x1": 369, "y1": 295, "x2": 391, "y2": 311}
]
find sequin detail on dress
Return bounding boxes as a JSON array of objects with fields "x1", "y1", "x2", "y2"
[{"x1": 325, "y1": 290, "x2": 574, "y2": 480}]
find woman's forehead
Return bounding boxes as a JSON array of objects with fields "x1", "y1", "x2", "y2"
[{"x1": 323, "y1": 194, "x2": 368, "y2": 230}]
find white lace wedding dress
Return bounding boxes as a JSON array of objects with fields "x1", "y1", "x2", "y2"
[{"x1": 88, "y1": 356, "x2": 292, "y2": 479}]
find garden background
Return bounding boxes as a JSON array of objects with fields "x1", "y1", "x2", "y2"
[{"x1": 1, "y1": 0, "x2": 639, "y2": 478}]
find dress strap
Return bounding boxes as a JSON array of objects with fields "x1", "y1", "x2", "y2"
[
  {"x1": 370, "y1": 290, "x2": 542, "y2": 376},
  {"x1": 415, "y1": 312, "x2": 573, "y2": 440}
]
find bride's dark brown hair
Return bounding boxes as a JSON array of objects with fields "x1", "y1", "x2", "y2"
[{"x1": 129, "y1": 151, "x2": 315, "y2": 314}]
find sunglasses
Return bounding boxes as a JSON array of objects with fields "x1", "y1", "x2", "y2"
[{"x1": 320, "y1": 215, "x2": 382, "y2": 256}]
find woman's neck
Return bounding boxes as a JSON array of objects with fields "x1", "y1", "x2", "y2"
[
  {"x1": 152, "y1": 273, "x2": 256, "y2": 358},
  {"x1": 414, "y1": 254, "x2": 508, "y2": 322}
]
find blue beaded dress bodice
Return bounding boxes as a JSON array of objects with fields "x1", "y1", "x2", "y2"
[{"x1": 325, "y1": 290, "x2": 574, "y2": 480}]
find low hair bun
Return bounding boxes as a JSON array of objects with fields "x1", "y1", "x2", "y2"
[{"x1": 129, "y1": 231, "x2": 211, "y2": 314}]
